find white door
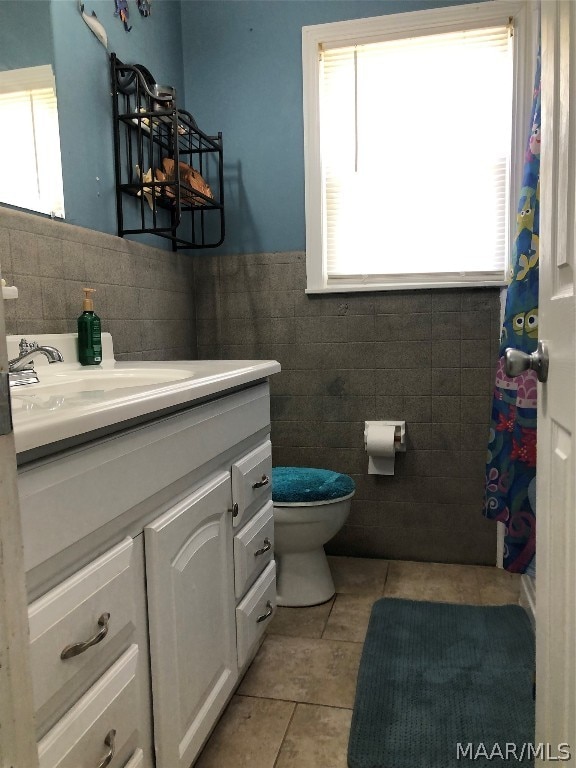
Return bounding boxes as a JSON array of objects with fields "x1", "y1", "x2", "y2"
[
  {"x1": 144, "y1": 472, "x2": 237, "y2": 768},
  {"x1": 0, "y1": 289, "x2": 38, "y2": 767},
  {"x1": 536, "y1": 1, "x2": 576, "y2": 760}
]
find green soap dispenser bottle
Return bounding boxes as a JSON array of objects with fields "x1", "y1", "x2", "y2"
[{"x1": 78, "y1": 287, "x2": 102, "y2": 365}]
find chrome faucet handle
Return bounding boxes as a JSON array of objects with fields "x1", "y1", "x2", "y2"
[
  {"x1": 10, "y1": 339, "x2": 37, "y2": 370},
  {"x1": 19, "y1": 338, "x2": 38, "y2": 355}
]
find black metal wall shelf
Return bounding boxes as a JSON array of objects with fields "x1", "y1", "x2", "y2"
[{"x1": 110, "y1": 53, "x2": 225, "y2": 250}]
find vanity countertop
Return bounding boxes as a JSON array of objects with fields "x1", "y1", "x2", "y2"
[{"x1": 8, "y1": 333, "x2": 280, "y2": 459}]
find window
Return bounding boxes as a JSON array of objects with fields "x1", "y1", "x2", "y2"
[
  {"x1": 0, "y1": 65, "x2": 65, "y2": 218},
  {"x1": 302, "y1": 2, "x2": 531, "y2": 292}
]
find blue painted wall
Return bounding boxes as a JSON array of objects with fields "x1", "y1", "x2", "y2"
[
  {"x1": 50, "y1": 0, "x2": 184, "y2": 237},
  {"x1": 181, "y1": 0, "x2": 477, "y2": 255},
  {"x1": 1, "y1": 0, "x2": 480, "y2": 251},
  {"x1": 0, "y1": 1, "x2": 53, "y2": 71}
]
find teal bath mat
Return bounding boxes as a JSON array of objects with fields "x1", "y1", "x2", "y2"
[{"x1": 348, "y1": 599, "x2": 535, "y2": 768}]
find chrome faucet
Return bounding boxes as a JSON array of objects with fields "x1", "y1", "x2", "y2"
[
  {"x1": 9, "y1": 339, "x2": 64, "y2": 371},
  {"x1": 8, "y1": 339, "x2": 64, "y2": 386}
]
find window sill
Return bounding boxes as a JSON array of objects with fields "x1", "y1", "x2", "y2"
[{"x1": 305, "y1": 280, "x2": 507, "y2": 294}]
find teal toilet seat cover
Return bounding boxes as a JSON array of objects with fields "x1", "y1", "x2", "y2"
[{"x1": 272, "y1": 467, "x2": 355, "y2": 504}]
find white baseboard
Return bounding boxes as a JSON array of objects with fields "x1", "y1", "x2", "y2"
[
  {"x1": 519, "y1": 573, "x2": 536, "y2": 629},
  {"x1": 496, "y1": 521, "x2": 505, "y2": 567}
]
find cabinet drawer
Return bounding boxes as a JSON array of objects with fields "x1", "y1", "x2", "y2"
[
  {"x1": 236, "y1": 561, "x2": 276, "y2": 668},
  {"x1": 37, "y1": 645, "x2": 142, "y2": 768},
  {"x1": 28, "y1": 538, "x2": 138, "y2": 714},
  {"x1": 232, "y1": 440, "x2": 272, "y2": 528},
  {"x1": 234, "y1": 500, "x2": 274, "y2": 598}
]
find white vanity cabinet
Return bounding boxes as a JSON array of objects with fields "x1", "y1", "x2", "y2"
[{"x1": 18, "y1": 381, "x2": 277, "y2": 768}]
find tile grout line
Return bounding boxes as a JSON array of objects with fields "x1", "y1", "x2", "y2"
[
  {"x1": 238, "y1": 692, "x2": 355, "y2": 713},
  {"x1": 269, "y1": 633, "x2": 365, "y2": 648},
  {"x1": 271, "y1": 700, "x2": 299, "y2": 768},
  {"x1": 320, "y1": 594, "x2": 338, "y2": 639},
  {"x1": 381, "y1": 563, "x2": 391, "y2": 596}
]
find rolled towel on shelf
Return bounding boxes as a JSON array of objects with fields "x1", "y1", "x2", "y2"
[{"x1": 161, "y1": 158, "x2": 213, "y2": 204}]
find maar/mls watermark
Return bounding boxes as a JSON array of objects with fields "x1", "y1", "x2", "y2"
[{"x1": 457, "y1": 743, "x2": 572, "y2": 762}]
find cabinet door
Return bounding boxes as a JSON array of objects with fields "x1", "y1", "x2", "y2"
[{"x1": 144, "y1": 472, "x2": 237, "y2": 768}]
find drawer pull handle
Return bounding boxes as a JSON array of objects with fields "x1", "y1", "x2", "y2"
[
  {"x1": 97, "y1": 729, "x2": 116, "y2": 768},
  {"x1": 60, "y1": 612, "x2": 110, "y2": 660},
  {"x1": 252, "y1": 474, "x2": 270, "y2": 489},
  {"x1": 256, "y1": 600, "x2": 274, "y2": 623},
  {"x1": 254, "y1": 537, "x2": 272, "y2": 557}
]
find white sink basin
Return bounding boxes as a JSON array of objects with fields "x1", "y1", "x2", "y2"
[
  {"x1": 8, "y1": 332, "x2": 281, "y2": 457},
  {"x1": 20, "y1": 367, "x2": 194, "y2": 394}
]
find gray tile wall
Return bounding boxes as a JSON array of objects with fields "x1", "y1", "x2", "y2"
[
  {"x1": 0, "y1": 208, "x2": 196, "y2": 361},
  {"x1": 194, "y1": 250, "x2": 501, "y2": 565},
  {"x1": 1, "y1": 211, "x2": 499, "y2": 565}
]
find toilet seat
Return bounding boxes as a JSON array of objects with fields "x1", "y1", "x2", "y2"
[
  {"x1": 272, "y1": 491, "x2": 355, "y2": 509},
  {"x1": 271, "y1": 466, "x2": 356, "y2": 504}
]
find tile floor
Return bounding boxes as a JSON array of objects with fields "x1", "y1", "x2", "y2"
[{"x1": 195, "y1": 557, "x2": 522, "y2": 768}]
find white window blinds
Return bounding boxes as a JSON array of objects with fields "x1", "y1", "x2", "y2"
[
  {"x1": 0, "y1": 65, "x2": 65, "y2": 218},
  {"x1": 320, "y1": 25, "x2": 513, "y2": 284}
]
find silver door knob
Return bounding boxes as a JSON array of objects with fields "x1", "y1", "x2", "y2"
[{"x1": 504, "y1": 341, "x2": 549, "y2": 383}]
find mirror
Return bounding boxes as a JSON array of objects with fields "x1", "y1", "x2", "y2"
[
  {"x1": 0, "y1": 1, "x2": 64, "y2": 218},
  {"x1": 0, "y1": 1, "x2": 188, "y2": 239}
]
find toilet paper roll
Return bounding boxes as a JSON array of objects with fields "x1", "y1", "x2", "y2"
[{"x1": 365, "y1": 423, "x2": 396, "y2": 475}]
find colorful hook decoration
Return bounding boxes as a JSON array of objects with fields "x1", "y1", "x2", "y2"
[
  {"x1": 137, "y1": 0, "x2": 151, "y2": 17},
  {"x1": 114, "y1": 0, "x2": 131, "y2": 31}
]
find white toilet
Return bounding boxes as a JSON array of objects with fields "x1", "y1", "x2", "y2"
[{"x1": 272, "y1": 467, "x2": 355, "y2": 607}]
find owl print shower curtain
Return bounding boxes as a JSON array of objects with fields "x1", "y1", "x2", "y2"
[{"x1": 483, "y1": 49, "x2": 540, "y2": 574}]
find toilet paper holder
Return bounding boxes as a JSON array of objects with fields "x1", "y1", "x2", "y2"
[{"x1": 364, "y1": 421, "x2": 406, "y2": 475}]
